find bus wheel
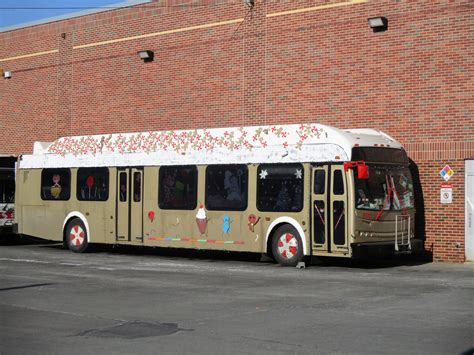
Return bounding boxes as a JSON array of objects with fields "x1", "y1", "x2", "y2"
[
  {"x1": 271, "y1": 224, "x2": 304, "y2": 267},
  {"x1": 65, "y1": 218, "x2": 89, "y2": 253}
]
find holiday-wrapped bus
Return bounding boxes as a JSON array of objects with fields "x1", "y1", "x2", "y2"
[{"x1": 14, "y1": 123, "x2": 422, "y2": 265}]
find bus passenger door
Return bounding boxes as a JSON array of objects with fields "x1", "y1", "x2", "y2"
[
  {"x1": 330, "y1": 165, "x2": 348, "y2": 253},
  {"x1": 311, "y1": 166, "x2": 328, "y2": 253},
  {"x1": 116, "y1": 168, "x2": 144, "y2": 242}
]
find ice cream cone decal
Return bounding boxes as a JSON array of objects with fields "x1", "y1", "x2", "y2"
[{"x1": 196, "y1": 204, "x2": 207, "y2": 234}]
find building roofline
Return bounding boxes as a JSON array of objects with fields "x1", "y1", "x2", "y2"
[{"x1": 0, "y1": 0, "x2": 152, "y2": 33}]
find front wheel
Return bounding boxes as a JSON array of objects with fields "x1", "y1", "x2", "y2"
[
  {"x1": 65, "y1": 218, "x2": 90, "y2": 253},
  {"x1": 271, "y1": 224, "x2": 304, "y2": 266}
]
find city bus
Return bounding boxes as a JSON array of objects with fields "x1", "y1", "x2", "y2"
[
  {"x1": 0, "y1": 167, "x2": 15, "y2": 234},
  {"x1": 14, "y1": 123, "x2": 422, "y2": 266}
]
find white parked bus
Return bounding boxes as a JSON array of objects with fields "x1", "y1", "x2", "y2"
[
  {"x1": 14, "y1": 123, "x2": 422, "y2": 265},
  {"x1": 0, "y1": 167, "x2": 15, "y2": 233}
]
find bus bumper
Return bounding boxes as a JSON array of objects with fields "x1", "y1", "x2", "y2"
[{"x1": 351, "y1": 239, "x2": 423, "y2": 259}]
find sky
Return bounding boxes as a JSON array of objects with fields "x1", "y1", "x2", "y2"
[{"x1": 0, "y1": 0, "x2": 130, "y2": 30}]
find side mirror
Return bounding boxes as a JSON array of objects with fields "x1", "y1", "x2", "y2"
[
  {"x1": 357, "y1": 162, "x2": 369, "y2": 179},
  {"x1": 344, "y1": 161, "x2": 369, "y2": 179}
]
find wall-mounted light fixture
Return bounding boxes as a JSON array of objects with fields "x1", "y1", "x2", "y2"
[
  {"x1": 368, "y1": 17, "x2": 388, "y2": 32},
  {"x1": 138, "y1": 50, "x2": 154, "y2": 63},
  {"x1": 244, "y1": 0, "x2": 254, "y2": 8},
  {"x1": 1, "y1": 69, "x2": 12, "y2": 79}
]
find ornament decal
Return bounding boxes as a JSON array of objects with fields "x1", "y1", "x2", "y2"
[{"x1": 247, "y1": 214, "x2": 260, "y2": 233}]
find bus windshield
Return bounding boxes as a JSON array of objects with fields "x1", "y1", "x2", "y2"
[
  {"x1": 0, "y1": 170, "x2": 15, "y2": 204},
  {"x1": 354, "y1": 164, "x2": 414, "y2": 211}
]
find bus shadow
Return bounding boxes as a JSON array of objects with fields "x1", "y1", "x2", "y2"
[
  {"x1": 103, "y1": 247, "x2": 432, "y2": 268},
  {"x1": 48, "y1": 242, "x2": 431, "y2": 268},
  {"x1": 315, "y1": 254, "x2": 432, "y2": 269},
  {"x1": 409, "y1": 158, "x2": 430, "y2": 259},
  {"x1": 0, "y1": 233, "x2": 55, "y2": 246},
  {"x1": 96, "y1": 244, "x2": 268, "y2": 264}
]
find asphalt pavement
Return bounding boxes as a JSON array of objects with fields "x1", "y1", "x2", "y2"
[{"x1": 0, "y1": 236, "x2": 473, "y2": 355}]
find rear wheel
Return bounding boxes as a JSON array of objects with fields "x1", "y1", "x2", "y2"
[
  {"x1": 271, "y1": 224, "x2": 304, "y2": 266},
  {"x1": 65, "y1": 218, "x2": 89, "y2": 253}
]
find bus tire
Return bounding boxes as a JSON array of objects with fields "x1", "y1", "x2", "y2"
[
  {"x1": 271, "y1": 224, "x2": 304, "y2": 267},
  {"x1": 65, "y1": 218, "x2": 89, "y2": 253}
]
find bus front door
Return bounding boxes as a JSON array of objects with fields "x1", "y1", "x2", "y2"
[
  {"x1": 312, "y1": 166, "x2": 328, "y2": 252},
  {"x1": 311, "y1": 165, "x2": 348, "y2": 255},
  {"x1": 330, "y1": 165, "x2": 348, "y2": 254},
  {"x1": 116, "y1": 168, "x2": 144, "y2": 242}
]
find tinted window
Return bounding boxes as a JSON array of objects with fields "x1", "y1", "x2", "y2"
[
  {"x1": 77, "y1": 168, "x2": 109, "y2": 201},
  {"x1": 333, "y1": 170, "x2": 344, "y2": 195},
  {"x1": 205, "y1": 165, "x2": 247, "y2": 211},
  {"x1": 119, "y1": 172, "x2": 127, "y2": 202},
  {"x1": 333, "y1": 201, "x2": 345, "y2": 245},
  {"x1": 257, "y1": 164, "x2": 304, "y2": 212},
  {"x1": 41, "y1": 168, "x2": 71, "y2": 200},
  {"x1": 159, "y1": 166, "x2": 197, "y2": 210},
  {"x1": 352, "y1": 147, "x2": 408, "y2": 164},
  {"x1": 133, "y1": 172, "x2": 142, "y2": 202},
  {"x1": 314, "y1": 170, "x2": 325, "y2": 195}
]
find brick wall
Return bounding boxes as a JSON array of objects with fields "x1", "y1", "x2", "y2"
[{"x1": 1, "y1": 0, "x2": 473, "y2": 261}]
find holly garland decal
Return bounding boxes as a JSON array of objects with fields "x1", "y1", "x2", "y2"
[{"x1": 48, "y1": 124, "x2": 325, "y2": 156}]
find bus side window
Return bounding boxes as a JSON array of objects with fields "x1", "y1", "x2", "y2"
[
  {"x1": 333, "y1": 170, "x2": 344, "y2": 195},
  {"x1": 257, "y1": 164, "x2": 304, "y2": 212},
  {"x1": 205, "y1": 165, "x2": 248, "y2": 211},
  {"x1": 41, "y1": 168, "x2": 71, "y2": 200},
  {"x1": 77, "y1": 167, "x2": 109, "y2": 201},
  {"x1": 159, "y1": 166, "x2": 197, "y2": 210}
]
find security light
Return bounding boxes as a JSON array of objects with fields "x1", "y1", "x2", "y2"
[
  {"x1": 3, "y1": 70, "x2": 12, "y2": 79},
  {"x1": 138, "y1": 50, "x2": 154, "y2": 62},
  {"x1": 368, "y1": 17, "x2": 388, "y2": 32}
]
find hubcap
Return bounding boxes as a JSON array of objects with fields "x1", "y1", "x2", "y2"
[
  {"x1": 277, "y1": 233, "x2": 298, "y2": 259},
  {"x1": 70, "y1": 225, "x2": 85, "y2": 247}
]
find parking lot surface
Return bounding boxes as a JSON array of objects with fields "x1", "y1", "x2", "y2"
[{"x1": 0, "y1": 237, "x2": 473, "y2": 355}]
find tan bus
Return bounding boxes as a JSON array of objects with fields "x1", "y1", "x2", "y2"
[{"x1": 14, "y1": 123, "x2": 422, "y2": 266}]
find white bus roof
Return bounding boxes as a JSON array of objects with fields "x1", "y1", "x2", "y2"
[{"x1": 19, "y1": 123, "x2": 403, "y2": 169}]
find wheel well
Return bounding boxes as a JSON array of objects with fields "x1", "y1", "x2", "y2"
[
  {"x1": 266, "y1": 222, "x2": 287, "y2": 258},
  {"x1": 63, "y1": 217, "x2": 76, "y2": 244}
]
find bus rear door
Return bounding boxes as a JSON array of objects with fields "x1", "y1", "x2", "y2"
[
  {"x1": 311, "y1": 165, "x2": 349, "y2": 255},
  {"x1": 116, "y1": 168, "x2": 144, "y2": 242}
]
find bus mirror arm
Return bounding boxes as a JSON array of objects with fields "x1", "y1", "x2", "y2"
[{"x1": 343, "y1": 161, "x2": 369, "y2": 180}]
